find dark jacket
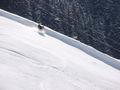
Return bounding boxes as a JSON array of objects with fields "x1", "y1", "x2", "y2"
[{"x1": 38, "y1": 24, "x2": 44, "y2": 30}]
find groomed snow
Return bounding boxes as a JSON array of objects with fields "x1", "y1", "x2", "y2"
[{"x1": 0, "y1": 9, "x2": 120, "y2": 90}]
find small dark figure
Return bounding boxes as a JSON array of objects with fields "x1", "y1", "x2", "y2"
[
  {"x1": 37, "y1": 24, "x2": 45, "y2": 36},
  {"x1": 38, "y1": 24, "x2": 44, "y2": 31}
]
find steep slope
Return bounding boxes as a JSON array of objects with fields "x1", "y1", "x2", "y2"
[{"x1": 0, "y1": 9, "x2": 120, "y2": 90}]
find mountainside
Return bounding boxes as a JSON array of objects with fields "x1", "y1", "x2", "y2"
[
  {"x1": 0, "y1": 0, "x2": 120, "y2": 59},
  {"x1": 0, "y1": 9, "x2": 120, "y2": 90}
]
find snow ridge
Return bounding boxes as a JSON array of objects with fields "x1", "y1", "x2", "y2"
[{"x1": 1, "y1": 9, "x2": 119, "y2": 70}]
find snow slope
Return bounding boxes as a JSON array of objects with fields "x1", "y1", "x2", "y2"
[{"x1": 0, "y1": 9, "x2": 120, "y2": 90}]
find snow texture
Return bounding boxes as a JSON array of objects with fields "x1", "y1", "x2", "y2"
[{"x1": 0, "y1": 9, "x2": 120, "y2": 90}]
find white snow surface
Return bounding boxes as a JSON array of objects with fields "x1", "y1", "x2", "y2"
[{"x1": 0, "y1": 9, "x2": 120, "y2": 90}]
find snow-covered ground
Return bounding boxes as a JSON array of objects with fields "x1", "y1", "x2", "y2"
[{"x1": 0, "y1": 9, "x2": 120, "y2": 90}]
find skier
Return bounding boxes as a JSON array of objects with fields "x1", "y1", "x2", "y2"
[
  {"x1": 37, "y1": 23, "x2": 45, "y2": 36},
  {"x1": 38, "y1": 23, "x2": 44, "y2": 31}
]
